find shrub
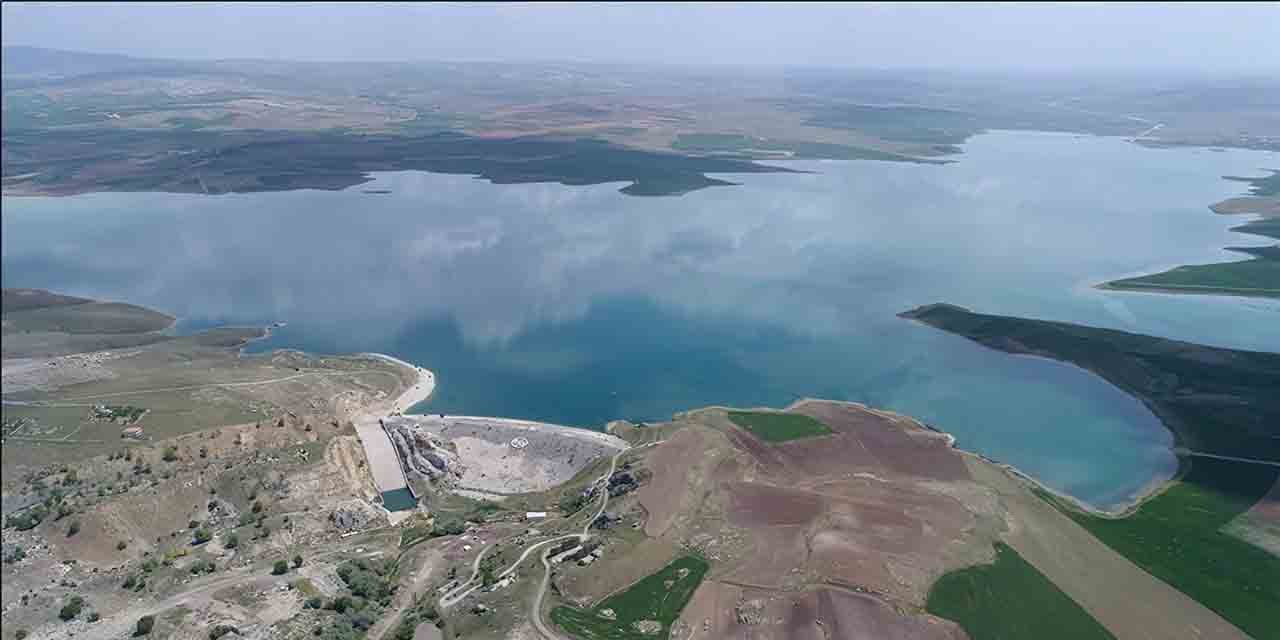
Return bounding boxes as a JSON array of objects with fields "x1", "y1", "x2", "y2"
[
  {"x1": 87, "y1": 612, "x2": 100, "y2": 623},
  {"x1": 58, "y1": 595, "x2": 84, "y2": 621},
  {"x1": 304, "y1": 596, "x2": 323, "y2": 609},
  {"x1": 14, "y1": 630, "x2": 28, "y2": 640},
  {"x1": 117, "y1": 540, "x2": 128, "y2": 551},
  {"x1": 6, "y1": 504, "x2": 48, "y2": 531},
  {"x1": 336, "y1": 558, "x2": 396, "y2": 606},
  {"x1": 193, "y1": 528, "x2": 212, "y2": 545},
  {"x1": 189, "y1": 559, "x2": 216, "y2": 575},
  {"x1": 67, "y1": 521, "x2": 81, "y2": 537},
  {"x1": 2, "y1": 544, "x2": 27, "y2": 564},
  {"x1": 134, "y1": 615, "x2": 155, "y2": 636},
  {"x1": 292, "y1": 554, "x2": 303, "y2": 568},
  {"x1": 434, "y1": 518, "x2": 465, "y2": 537},
  {"x1": 208, "y1": 625, "x2": 238, "y2": 640},
  {"x1": 272, "y1": 559, "x2": 289, "y2": 575},
  {"x1": 161, "y1": 447, "x2": 178, "y2": 462},
  {"x1": 223, "y1": 532, "x2": 239, "y2": 549}
]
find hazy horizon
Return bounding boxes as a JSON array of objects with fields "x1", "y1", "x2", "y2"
[{"x1": 4, "y1": 2, "x2": 1279, "y2": 73}]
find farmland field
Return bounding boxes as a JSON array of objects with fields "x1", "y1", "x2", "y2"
[
  {"x1": 726, "y1": 410, "x2": 832, "y2": 442},
  {"x1": 926, "y1": 542, "x2": 1114, "y2": 640},
  {"x1": 1047, "y1": 458, "x2": 1280, "y2": 640},
  {"x1": 551, "y1": 554, "x2": 708, "y2": 640}
]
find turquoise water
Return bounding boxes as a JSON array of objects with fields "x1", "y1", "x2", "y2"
[
  {"x1": 4, "y1": 131, "x2": 1277, "y2": 509},
  {"x1": 380, "y1": 488, "x2": 418, "y2": 512}
]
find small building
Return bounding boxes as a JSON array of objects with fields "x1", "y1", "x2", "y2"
[{"x1": 525, "y1": 511, "x2": 547, "y2": 520}]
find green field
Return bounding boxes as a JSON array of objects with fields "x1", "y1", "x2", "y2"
[
  {"x1": 1103, "y1": 257, "x2": 1280, "y2": 298},
  {"x1": 902, "y1": 305, "x2": 1280, "y2": 639},
  {"x1": 1045, "y1": 458, "x2": 1280, "y2": 640},
  {"x1": 726, "y1": 410, "x2": 832, "y2": 442},
  {"x1": 671, "y1": 132, "x2": 942, "y2": 163},
  {"x1": 2, "y1": 301, "x2": 174, "y2": 334},
  {"x1": 551, "y1": 554, "x2": 708, "y2": 640},
  {"x1": 926, "y1": 543, "x2": 1114, "y2": 640}
]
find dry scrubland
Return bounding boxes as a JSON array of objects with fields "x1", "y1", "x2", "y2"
[
  {"x1": 4, "y1": 288, "x2": 1272, "y2": 640},
  {"x1": 1, "y1": 290, "x2": 425, "y2": 640}
]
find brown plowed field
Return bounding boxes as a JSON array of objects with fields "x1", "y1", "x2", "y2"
[
  {"x1": 639, "y1": 400, "x2": 1000, "y2": 626},
  {"x1": 677, "y1": 580, "x2": 967, "y2": 640}
]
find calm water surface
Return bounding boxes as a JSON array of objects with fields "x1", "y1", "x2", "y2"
[{"x1": 4, "y1": 131, "x2": 1278, "y2": 509}]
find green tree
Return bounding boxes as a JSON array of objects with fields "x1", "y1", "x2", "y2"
[{"x1": 58, "y1": 596, "x2": 84, "y2": 621}]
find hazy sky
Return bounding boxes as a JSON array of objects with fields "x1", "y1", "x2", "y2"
[{"x1": 3, "y1": 2, "x2": 1278, "y2": 71}]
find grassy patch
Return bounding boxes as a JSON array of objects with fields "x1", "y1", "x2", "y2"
[
  {"x1": 1104, "y1": 258, "x2": 1280, "y2": 298},
  {"x1": 926, "y1": 542, "x2": 1114, "y2": 640},
  {"x1": 671, "y1": 133, "x2": 941, "y2": 163},
  {"x1": 551, "y1": 554, "x2": 708, "y2": 640},
  {"x1": 726, "y1": 410, "x2": 832, "y2": 442},
  {"x1": 903, "y1": 305, "x2": 1280, "y2": 637},
  {"x1": 1045, "y1": 458, "x2": 1280, "y2": 639}
]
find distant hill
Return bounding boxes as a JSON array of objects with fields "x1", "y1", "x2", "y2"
[{"x1": 1, "y1": 46, "x2": 192, "y2": 84}]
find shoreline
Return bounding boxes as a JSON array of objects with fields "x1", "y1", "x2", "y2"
[
  {"x1": 358, "y1": 352, "x2": 436, "y2": 416},
  {"x1": 712, "y1": 396, "x2": 1164, "y2": 516},
  {"x1": 785, "y1": 397, "x2": 1167, "y2": 516},
  {"x1": 1094, "y1": 280, "x2": 1280, "y2": 299},
  {"x1": 358, "y1": 355, "x2": 1170, "y2": 517}
]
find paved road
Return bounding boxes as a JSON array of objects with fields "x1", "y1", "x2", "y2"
[
  {"x1": 440, "y1": 446, "x2": 629, "y2": 610},
  {"x1": 1175, "y1": 448, "x2": 1280, "y2": 468}
]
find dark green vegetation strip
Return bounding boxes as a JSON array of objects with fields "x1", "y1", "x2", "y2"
[
  {"x1": 671, "y1": 132, "x2": 946, "y2": 164},
  {"x1": 726, "y1": 410, "x2": 833, "y2": 442},
  {"x1": 926, "y1": 543, "x2": 1115, "y2": 640},
  {"x1": 900, "y1": 304, "x2": 1280, "y2": 466},
  {"x1": 1224, "y1": 170, "x2": 1280, "y2": 197},
  {"x1": 1104, "y1": 174, "x2": 1279, "y2": 297},
  {"x1": 1042, "y1": 458, "x2": 1280, "y2": 639},
  {"x1": 3, "y1": 128, "x2": 791, "y2": 197},
  {"x1": 551, "y1": 555, "x2": 708, "y2": 640},
  {"x1": 794, "y1": 101, "x2": 1140, "y2": 147},
  {"x1": 2, "y1": 301, "x2": 175, "y2": 334},
  {"x1": 1103, "y1": 258, "x2": 1280, "y2": 298},
  {"x1": 902, "y1": 304, "x2": 1280, "y2": 638},
  {"x1": 1233, "y1": 216, "x2": 1280, "y2": 242}
]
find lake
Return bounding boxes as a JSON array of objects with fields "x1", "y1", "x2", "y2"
[{"x1": 4, "y1": 131, "x2": 1277, "y2": 509}]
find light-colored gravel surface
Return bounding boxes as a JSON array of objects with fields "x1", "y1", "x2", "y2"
[{"x1": 387, "y1": 415, "x2": 626, "y2": 494}]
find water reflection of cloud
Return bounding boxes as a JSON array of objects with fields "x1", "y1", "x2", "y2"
[{"x1": 2, "y1": 132, "x2": 1278, "y2": 354}]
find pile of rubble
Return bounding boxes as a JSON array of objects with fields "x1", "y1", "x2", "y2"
[{"x1": 386, "y1": 422, "x2": 464, "y2": 484}]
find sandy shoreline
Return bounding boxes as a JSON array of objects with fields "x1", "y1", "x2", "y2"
[{"x1": 359, "y1": 352, "x2": 436, "y2": 415}]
